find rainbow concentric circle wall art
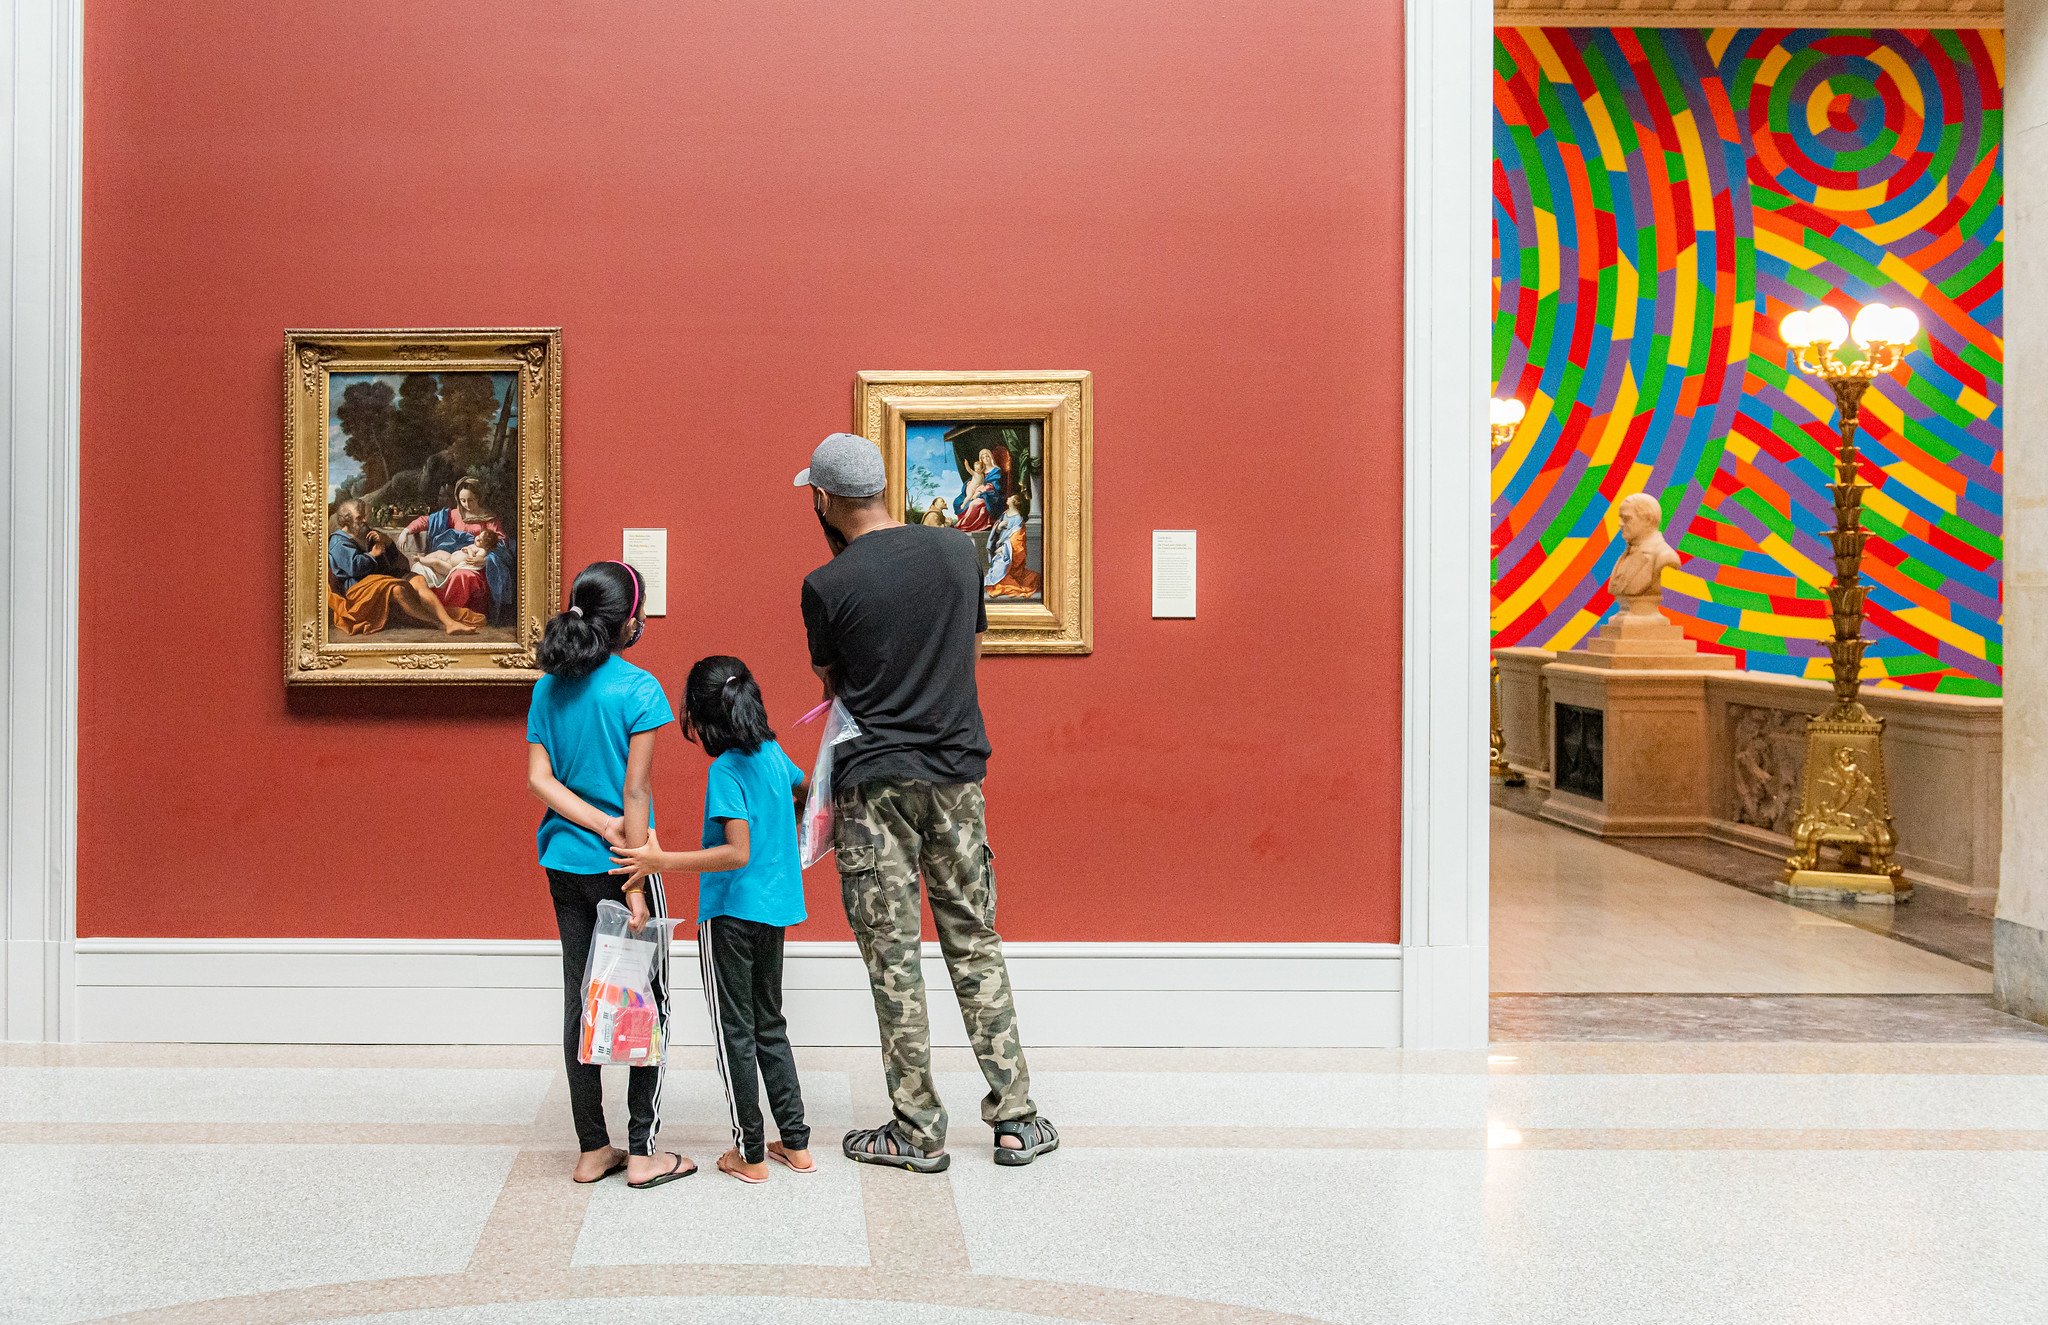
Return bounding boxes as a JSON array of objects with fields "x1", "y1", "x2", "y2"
[{"x1": 1492, "y1": 28, "x2": 2002, "y2": 696}]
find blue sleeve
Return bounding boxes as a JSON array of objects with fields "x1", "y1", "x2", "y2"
[
  {"x1": 328, "y1": 533, "x2": 379, "y2": 583},
  {"x1": 784, "y1": 747, "x2": 806, "y2": 786},
  {"x1": 629, "y1": 673, "x2": 674, "y2": 734},
  {"x1": 705, "y1": 760, "x2": 747, "y2": 822}
]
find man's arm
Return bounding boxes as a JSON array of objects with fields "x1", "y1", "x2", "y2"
[{"x1": 329, "y1": 534, "x2": 380, "y2": 582}]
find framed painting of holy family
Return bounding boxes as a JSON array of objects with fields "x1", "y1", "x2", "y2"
[
  {"x1": 283, "y1": 329, "x2": 561, "y2": 683},
  {"x1": 855, "y1": 371, "x2": 1093, "y2": 655}
]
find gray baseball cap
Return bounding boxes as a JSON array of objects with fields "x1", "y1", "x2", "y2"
[{"x1": 793, "y1": 432, "x2": 886, "y2": 498}]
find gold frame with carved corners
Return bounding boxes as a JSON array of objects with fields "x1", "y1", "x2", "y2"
[
  {"x1": 283, "y1": 328, "x2": 562, "y2": 684},
  {"x1": 854, "y1": 370, "x2": 1092, "y2": 655}
]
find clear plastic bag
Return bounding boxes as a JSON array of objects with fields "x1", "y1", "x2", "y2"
[
  {"x1": 796, "y1": 698, "x2": 861, "y2": 868},
  {"x1": 577, "y1": 899, "x2": 678, "y2": 1066}
]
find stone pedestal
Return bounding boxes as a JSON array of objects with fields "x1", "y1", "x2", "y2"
[
  {"x1": 1538, "y1": 663, "x2": 1717, "y2": 837},
  {"x1": 1564, "y1": 608, "x2": 1737, "y2": 671}
]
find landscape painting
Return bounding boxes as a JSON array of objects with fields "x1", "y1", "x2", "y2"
[
  {"x1": 325, "y1": 370, "x2": 521, "y2": 643},
  {"x1": 285, "y1": 329, "x2": 560, "y2": 684},
  {"x1": 906, "y1": 420, "x2": 1044, "y2": 603}
]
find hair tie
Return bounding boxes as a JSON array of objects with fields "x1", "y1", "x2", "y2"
[
  {"x1": 723, "y1": 673, "x2": 742, "y2": 690},
  {"x1": 568, "y1": 605, "x2": 583, "y2": 617}
]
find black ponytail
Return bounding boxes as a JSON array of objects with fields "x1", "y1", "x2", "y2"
[
  {"x1": 681, "y1": 655, "x2": 775, "y2": 757},
  {"x1": 537, "y1": 561, "x2": 642, "y2": 681}
]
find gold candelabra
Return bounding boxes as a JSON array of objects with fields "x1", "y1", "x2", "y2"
[
  {"x1": 1488, "y1": 397, "x2": 1525, "y2": 787},
  {"x1": 1776, "y1": 301, "x2": 1917, "y2": 901}
]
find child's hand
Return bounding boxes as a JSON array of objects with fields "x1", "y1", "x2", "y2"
[
  {"x1": 625, "y1": 889, "x2": 651, "y2": 933},
  {"x1": 599, "y1": 815, "x2": 627, "y2": 848},
  {"x1": 609, "y1": 827, "x2": 665, "y2": 891}
]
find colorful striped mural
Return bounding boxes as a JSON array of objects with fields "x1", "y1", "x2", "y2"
[{"x1": 1492, "y1": 28, "x2": 2003, "y2": 696}]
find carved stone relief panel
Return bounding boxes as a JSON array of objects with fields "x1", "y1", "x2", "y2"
[{"x1": 1729, "y1": 703, "x2": 1808, "y2": 835}]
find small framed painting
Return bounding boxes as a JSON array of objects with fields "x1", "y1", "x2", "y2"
[
  {"x1": 283, "y1": 328, "x2": 561, "y2": 684},
  {"x1": 854, "y1": 371, "x2": 1093, "y2": 655}
]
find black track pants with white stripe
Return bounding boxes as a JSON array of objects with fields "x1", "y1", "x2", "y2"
[
  {"x1": 699, "y1": 915, "x2": 810, "y2": 1163},
  {"x1": 549, "y1": 868, "x2": 670, "y2": 1156}
]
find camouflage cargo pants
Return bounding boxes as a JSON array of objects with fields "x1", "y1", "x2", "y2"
[{"x1": 834, "y1": 778, "x2": 1036, "y2": 1152}]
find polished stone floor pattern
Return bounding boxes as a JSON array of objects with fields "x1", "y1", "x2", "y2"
[
  {"x1": 1491, "y1": 782, "x2": 1994, "y2": 970},
  {"x1": 1489, "y1": 808, "x2": 1992, "y2": 994},
  {"x1": 7, "y1": 1042, "x2": 2048, "y2": 1324}
]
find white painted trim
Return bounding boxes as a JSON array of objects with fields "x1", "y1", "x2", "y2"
[
  {"x1": 1400, "y1": 0, "x2": 1493, "y2": 1049},
  {"x1": 71, "y1": 939, "x2": 1404, "y2": 1047},
  {"x1": 2, "y1": 0, "x2": 83, "y2": 1043},
  {"x1": 76, "y1": 938, "x2": 1399, "y2": 960}
]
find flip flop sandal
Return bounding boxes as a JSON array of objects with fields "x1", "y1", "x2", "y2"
[
  {"x1": 768, "y1": 1146, "x2": 817, "y2": 1174},
  {"x1": 842, "y1": 1122, "x2": 950, "y2": 1173},
  {"x1": 626, "y1": 1152, "x2": 697, "y2": 1189},
  {"x1": 993, "y1": 1117, "x2": 1059, "y2": 1166},
  {"x1": 573, "y1": 1157, "x2": 629, "y2": 1184},
  {"x1": 719, "y1": 1152, "x2": 768, "y2": 1185}
]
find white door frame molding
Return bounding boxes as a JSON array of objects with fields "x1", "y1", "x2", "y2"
[
  {"x1": 1400, "y1": 0, "x2": 1493, "y2": 1049},
  {"x1": 2, "y1": 0, "x2": 85, "y2": 1043}
]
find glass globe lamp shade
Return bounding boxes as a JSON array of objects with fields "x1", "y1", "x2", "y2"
[
  {"x1": 1851, "y1": 303, "x2": 1892, "y2": 349},
  {"x1": 1886, "y1": 306, "x2": 1919, "y2": 346},
  {"x1": 1807, "y1": 304, "x2": 1850, "y2": 349},
  {"x1": 1779, "y1": 309, "x2": 1811, "y2": 347},
  {"x1": 1490, "y1": 397, "x2": 1525, "y2": 427}
]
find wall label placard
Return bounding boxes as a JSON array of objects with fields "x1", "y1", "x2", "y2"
[
  {"x1": 1152, "y1": 530, "x2": 1196, "y2": 618},
  {"x1": 621, "y1": 528, "x2": 668, "y2": 617}
]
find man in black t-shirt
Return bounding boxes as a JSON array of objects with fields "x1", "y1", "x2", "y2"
[{"x1": 796, "y1": 433, "x2": 1057, "y2": 1174}]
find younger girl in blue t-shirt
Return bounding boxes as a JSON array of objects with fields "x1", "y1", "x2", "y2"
[
  {"x1": 525, "y1": 560, "x2": 694, "y2": 1191},
  {"x1": 611, "y1": 655, "x2": 814, "y2": 1184}
]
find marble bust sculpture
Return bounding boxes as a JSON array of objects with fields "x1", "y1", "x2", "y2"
[{"x1": 1607, "y1": 492, "x2": 1682, "y2": 614}]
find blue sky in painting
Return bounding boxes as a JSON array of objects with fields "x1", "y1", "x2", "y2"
[{"x1": 905, "y1": 423, "x2": 965, "y2": 516}]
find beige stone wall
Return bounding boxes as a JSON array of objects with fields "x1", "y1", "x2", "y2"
[
  {"x1": 1493, "y1": 651, "x2": 2002, "y2": 908},
  {"x1": 1998, "y1": 0, "x2": 2048, "y2": 1020}
]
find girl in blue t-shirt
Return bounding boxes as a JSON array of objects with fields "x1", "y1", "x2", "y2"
[
  {"x1": 525, "y1": 560, "x2": 694, "y2": 1191},
  {"x1": 611, "y1": 655, "x2": 814, "y2": 1184}
]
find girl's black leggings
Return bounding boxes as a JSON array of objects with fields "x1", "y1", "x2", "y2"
[
  {"x1": 548, "y1": 868, "x2": 670, "y2": 1156},
  {"x1": 699, "y1": 914, "x2": 810, "y2": 1163}
]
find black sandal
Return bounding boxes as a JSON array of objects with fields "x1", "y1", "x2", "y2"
[
  {"x1": 993, "y1": 1117, "x2": 1059, "y2": 1166},
  {"x1": 573, "y1": 1154, "x2": 628, "y2": 1184},
  {"x1": 842, "y1": 1122, "x2": 950, "y2": 1173},
  {"x1": 626, "y1": 1151, "x2": 697, "y2": 1189}
]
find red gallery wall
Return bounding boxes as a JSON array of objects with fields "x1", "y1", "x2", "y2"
[{"x1": 80, "y1": 0, "x2": 1406, "y2": 942}]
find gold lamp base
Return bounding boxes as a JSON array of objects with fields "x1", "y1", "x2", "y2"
[{"x1": 1779, "y1": 711, "x2": 1910, "y2": 904}]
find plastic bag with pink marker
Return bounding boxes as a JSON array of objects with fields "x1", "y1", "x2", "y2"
[{"x1": 795, "y1": 698, "x2": 861, "y2": 868}]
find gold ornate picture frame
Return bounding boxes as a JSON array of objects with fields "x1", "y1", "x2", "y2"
[
  {"x1": 284, "y1": 328, "x2": 561, "y2": 684},
  {"x1": 855, "y1": 371, "x2": 1092, "y2": 655}
]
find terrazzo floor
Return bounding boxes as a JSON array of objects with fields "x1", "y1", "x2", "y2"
[{"x1": 7, "y1": 1042, "x2": 2048, "y2": 1324}]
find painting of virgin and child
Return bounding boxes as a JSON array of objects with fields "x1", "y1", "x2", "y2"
[
  {"x1": 906, "y1": 420, "x2": 1043, "y2": 601},
  {"x1": 325, "y1": 370, "x2": 520, "y2": 643}
]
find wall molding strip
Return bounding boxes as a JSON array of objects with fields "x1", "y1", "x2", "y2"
[
  {"x1": 71, "y1": 939, "x2": 1405, "y2": 1047},
  {"x1": 1401, "y1": 0, "x2": 1493, "y2": 1049},
  {"x1": 2, "y1": 0, "x2": 84, "y2": 1044},
  {"x1": 1495, "y1": 0, "x2": 2004, "y2": 26},
  {"x1": 76, "y1": 938, "x2": 1401, "y2": 960}
]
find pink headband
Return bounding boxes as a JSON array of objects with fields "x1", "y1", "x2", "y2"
[{"x1": 609, "y1": 561, "x2": 642, "y2": 621}]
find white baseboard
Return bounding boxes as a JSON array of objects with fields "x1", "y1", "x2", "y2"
[{"x1": 73, "y1": 939, "x2": 1404, "y2": 1048}]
